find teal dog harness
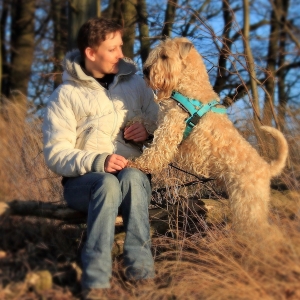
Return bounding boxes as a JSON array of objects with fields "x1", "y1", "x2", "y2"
[{"x1": 170, "y1": 91, "x2": 227, "y2": 139}]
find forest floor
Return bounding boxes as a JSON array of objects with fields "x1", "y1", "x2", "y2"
[{"x1": 0, "y1": 187, "x2": 300, "y2": 300}]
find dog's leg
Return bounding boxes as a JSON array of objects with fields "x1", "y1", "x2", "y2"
[
  {"x1": 227, "y1": 176, "x2": 274, "y2": 238},
  {"x1": 128, "y1": 108, "x2": 186, "y2": 173}
]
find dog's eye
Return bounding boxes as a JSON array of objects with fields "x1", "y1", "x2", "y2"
[{"x1": 161, "y1": 54, "x2": 168, "y2": 60}]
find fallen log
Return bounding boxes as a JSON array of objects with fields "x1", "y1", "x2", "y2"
[
  {"x1": 2, "y1": 190, "x2": 297, "y2": 230},
  {"x1": 0, "y1": 198, "x2": 229, "y2": 259},
  {"x1": 0, "y1": 197, "x2": 229, "y2": 226},
  {"x1": 0, "y1": 200, "x2": 87, "y2": 224},
  {"x1": 0, "y1": 200, "x2": 125, "y2": 225},
  {"x1": 0, "y1": 179, "x2": 223, "y2": 224}
]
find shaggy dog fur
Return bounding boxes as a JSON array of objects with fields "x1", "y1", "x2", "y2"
[{"x1": 128, "y1": 37, "x2": 288, "y2": 237}]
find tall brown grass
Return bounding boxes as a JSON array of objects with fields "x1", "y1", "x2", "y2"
[
  {"x1": 0, "y1": 100, "x2": 299, "y2": 299},
  {"x1": 0, "y1": 99, "x2": 62, "y2": 201}
]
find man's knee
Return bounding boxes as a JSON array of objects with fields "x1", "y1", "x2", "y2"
[
  {"x1": 91, "y1": 173, "x2": 121, "y2": 206},
  {"x1": 118, "y1": 168, "x2": 152, "y2": 204},
  {"x1": 118, "y1": 168, "x2": 150, "y2": 185}
]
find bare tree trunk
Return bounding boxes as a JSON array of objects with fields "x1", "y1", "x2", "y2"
[
  {"x1": 270, "y1": 0, "x2": 300, "y2": 51},
  {"x1": 120, "y1": 0, "x2": 137, "y2": 59},
  {"x1": 162, "y1": 0, "x2": 178, "y2": 38},
  {"x1": 242, "y1": 0, "x2": 269, "y2": 155},
  {"x1": 0, "y1": 18, "x2": 2, "y2": 95},
  {"x1": 262, "y1": 0, "x2": 281, "y2": 126},
  {"x1": 137, "y1": 0, "x2": 150, "y2": 63},
  {"x1": 214, "y1": 0, "x2": 233, "y2": 95},
  {"x1": 102, "y1": 0, "x2": 120, "y2": 19},
  {"x1": 1, "y1": 0, "x2": 11, "y2": 98},
  {"x1": 67, "y1": 0, "x2": 99, "y2": 51},
  {"x1": 242, "y1": 0, "x2": 260, "y2": 122},
  {"x1": 277, "y1": 0, "x2": 289, "y2": 132},
  {"x1": 10, "y1": 0, "x2": 35, "y2": 107},
  {"x1": 97, "y1": 1, "x2": 101, "y2": 17},
  {"x1": 102, "y1": 0, "x2": 137, "y2": 59},
  {"x1": 51, "y1": 0, "x2": 68, "y2": 88}
]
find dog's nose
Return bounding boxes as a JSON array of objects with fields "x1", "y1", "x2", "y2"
[{"x1": 143, "y1": 66, "x2": 150, "y2": 79}]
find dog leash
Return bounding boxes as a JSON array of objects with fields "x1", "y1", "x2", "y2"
[
  {"x1": 169, "y1": 163, "x2": 214, "y2": 183},
  {"x1": 170, "y1": 91, "x2": 227, "y2": 139},
  {"x1": 150, "y1": 163, "x2": 215, "y2": 208}
]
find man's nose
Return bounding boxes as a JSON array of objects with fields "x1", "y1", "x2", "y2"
[{"x1": 118, "y1": 48, "x2": 124, "y2": 59}]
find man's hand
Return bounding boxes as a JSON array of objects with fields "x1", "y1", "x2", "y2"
[
  {"x1": 124, "y1": 122, "x2": 149, "y2": 142},
  {"x1": 104, "y1": 154, "x2": 128, "y2": 173}
]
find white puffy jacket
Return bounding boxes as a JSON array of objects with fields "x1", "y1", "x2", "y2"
[{"x1": 42, "y1": 50, "x2": 158, "y2": 177}]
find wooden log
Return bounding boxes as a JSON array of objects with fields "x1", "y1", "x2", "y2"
[
  {"x1": 0, "y1": 197, "x2": 228, "y2": 226},
  {"x1": 0, "y1": 200, "x2": 86, "y2": 223},
  {"x1": 0, "y1": 200, "x2": 124, "y2": 225},
  {"x1": 0, "y1": 180, "x2": 217, "y2": 224},
  {"x1": 0, "y1": 202, "x2": 9, "y2": 216}
]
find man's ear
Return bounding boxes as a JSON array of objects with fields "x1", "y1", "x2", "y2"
[{"x1": 85, "y1": 47, "x2": 96, "y2": 61}]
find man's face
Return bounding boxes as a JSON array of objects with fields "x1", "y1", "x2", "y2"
[{"x1": 86, "y1": 31, "x2": 124, "y2": 77}]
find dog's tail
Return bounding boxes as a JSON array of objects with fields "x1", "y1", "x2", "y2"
[{"x1": 260, "y1": 126, "x2": 288, "y2": 177}]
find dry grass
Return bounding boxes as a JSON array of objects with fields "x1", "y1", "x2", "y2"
[
  {"x1": 0, "y1": 100, "x2": 300, "y2": 299},
  {"x1": 0, "y1": 99, "x2": 62, "y2": 202}
]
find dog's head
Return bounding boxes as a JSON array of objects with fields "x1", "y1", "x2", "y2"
[{"x1": 143, "y1": 37, "x2": 194, "y2": 99}]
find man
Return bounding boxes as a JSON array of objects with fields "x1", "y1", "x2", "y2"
[{"x1": 42, "y1": 17, "x2": 158, "y2": 298}]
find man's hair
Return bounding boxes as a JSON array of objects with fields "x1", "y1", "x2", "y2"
[{"x1": 77, "y1": 17, "x2": 123, "y2": 58}]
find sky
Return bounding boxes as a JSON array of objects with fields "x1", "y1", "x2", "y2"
[{"x1": 1, "y1": 0, "x2": 298, "y2": 126}]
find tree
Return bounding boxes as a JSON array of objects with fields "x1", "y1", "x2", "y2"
[
  {"x1": 213, "y1": 0, "x2": 233, "y2": 95},
  {"x1": 103, "y1": 0, "x2": 140, "y2": 60},
  {"x1": 162, "y1": 0, "x2": 178, "y2": 38},
  {"x1": 51, "y1": 0, "x2": 68, "y2": 88},
  {"x1": 1, "y1": 0, "x2": 11, "y2": 98},
  {"x1": 11, "y1": 0, "x2": 36, "y2": 111},
  {"x1": 1, "y1": 0, "x2": 299, "y2": 130},
  {"x1": 277, "y1": 0, "x2": 289, "y2": 131},
  {"x1": 0, "y1": 9, "x2": 2, "y2": 94},
  {"x1": 262, "y1": 0, "x2": 282, "y2": 127},
  {"x1": 120, "y1": 0, "x2": 137, "y2": 58},
  {"x1": 136, "y1": 0, "x2": 150, "y2": 63},
  {"x1": 242, "y1": 0, "x2": 260, "y2": 123},
  {"x1": 67, "y1": 0, "x2": 100, "y2": 50}
]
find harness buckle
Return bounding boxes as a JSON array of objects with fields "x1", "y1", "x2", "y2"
[{"x1": 187, "y1": 113, "x2": 201, "y2": 127}]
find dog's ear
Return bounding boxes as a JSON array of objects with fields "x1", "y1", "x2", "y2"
[{"x1": 178, "y1": 42, "x2": 193, "y2": 59}]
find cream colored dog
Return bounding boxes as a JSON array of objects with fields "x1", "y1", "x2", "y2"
[{"x1": 128, "y1": 37, "x2": 288, "y2": 237}]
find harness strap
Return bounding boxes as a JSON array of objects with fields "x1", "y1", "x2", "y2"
[{"x1": 170, "y1": 91, "x2": 227, "y2": 139}]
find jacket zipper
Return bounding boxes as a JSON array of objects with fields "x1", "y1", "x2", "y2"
[
  {"x1": 77, "y1": 126, "x2": 96, "y2": 149},
  {"x1": 107, "y1": 91, "x2": 118, "y2": 153}
]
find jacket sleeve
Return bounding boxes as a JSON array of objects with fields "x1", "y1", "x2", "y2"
[
  {"x1": 137, "y1": 76, "x2": 159, "y2": 135},
  {"x1": 42, "y1": 88, "x2": 101, "y2": 177}
]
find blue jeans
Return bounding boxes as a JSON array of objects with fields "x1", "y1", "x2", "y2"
[{"x1": 63, "y1": 168, "x2": 155, "y2": 289}]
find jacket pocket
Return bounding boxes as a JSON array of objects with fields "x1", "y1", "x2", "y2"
[{"x1": 76, "y1": 125, "x2": 96, "y2": 150}]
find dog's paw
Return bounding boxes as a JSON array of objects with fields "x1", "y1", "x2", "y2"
[
  {"x1": 127, "y1": 160, "x2": 151, "y2": 174},
  {"x1": 127, "y1": 160, "x2": 136, "y2": 168},
  {"x1": 125, "y1": 116, "x2": 143, "y2": 128}
]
